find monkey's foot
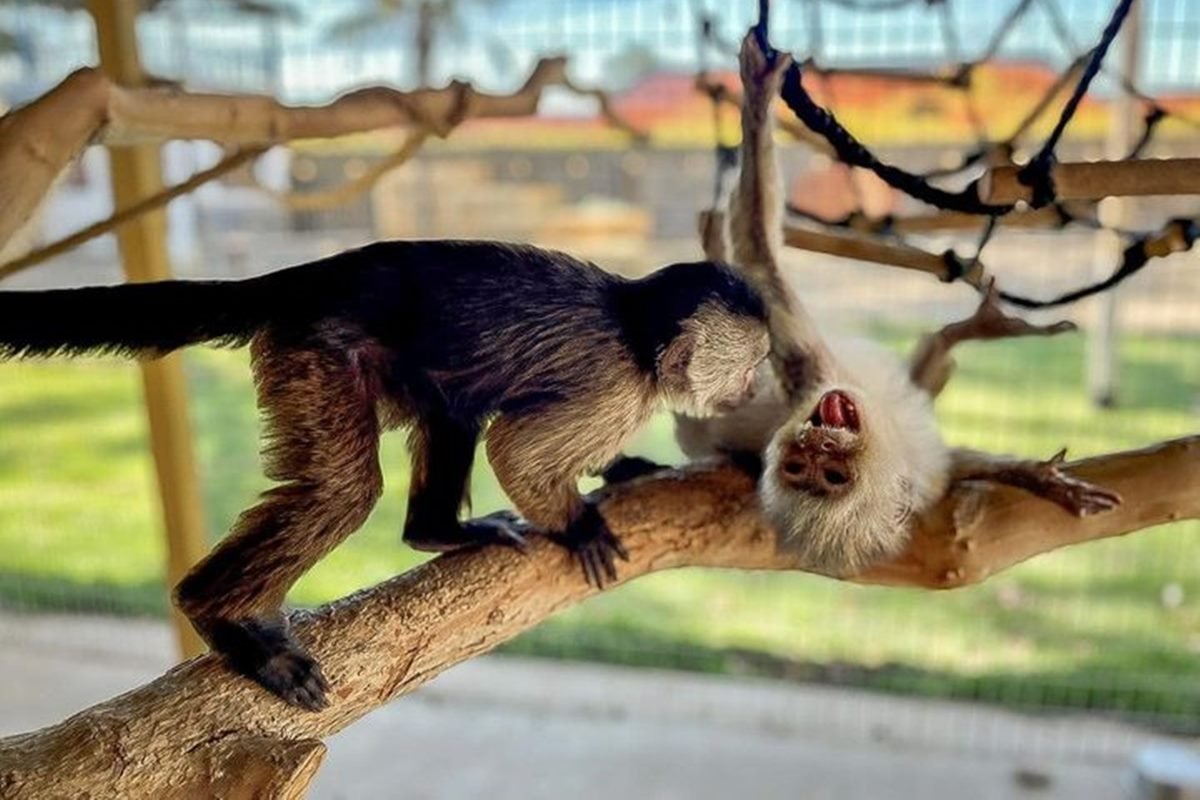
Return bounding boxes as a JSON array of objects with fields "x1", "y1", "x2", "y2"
[
  {"x1": 406, "y1": 511, "x2": 532, "y2": 554},
  {"x1": 1019, "y1": 450, "x2": 1124, "y2": 517},
  {"x1": 461, "y1": 511, "x2": 533, "y2": 552},
  {"x1": 950, "y1": 279, "x2": 1077, "y2": 344},
  {"x1": 210, "y1": 617, "x2": 329, "y2": 712},
  {"x1": 600, "y1": 455, "x2": 668, "y2": 485},
  {"x1": 561, "y1": 503, "x2": 630, "y2": 590},
  {"x1": 739, "y1": 24, "x2": 792, "y2": 101}
]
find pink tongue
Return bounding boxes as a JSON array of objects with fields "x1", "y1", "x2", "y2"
[{"x1": 819, "y1": 392, "x2": 849, "y2": 429}]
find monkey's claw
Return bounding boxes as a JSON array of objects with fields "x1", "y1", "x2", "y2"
[
  {"x1": 258, "y1": 648, "x2": 331, "y2": 712},
  {"x1": 461, "y1": 510, "x2": 533, "y2": 552},
  {"x1": 1028, "y1": 451, "x2": 1123, "y2": 517},
  {"x1": 211, "y1": 617, "x2": 330, "y2": 712},
  {"x1": 562, "y1": 504, "x2": 630, "y2": 590},
  {"x1": 957, "y1": 279, "x2": 1076, "y2": 342}
]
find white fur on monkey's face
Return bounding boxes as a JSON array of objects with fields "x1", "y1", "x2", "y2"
[
  {"x1": 660, "y1": 302, "x2": 770, "y2": 419},
  {"x1": 760, "y1": 378, "x2": 931, "y2": 576}
]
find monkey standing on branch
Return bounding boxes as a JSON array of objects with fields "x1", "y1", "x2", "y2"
[
  {"x1": 614, "y1": 31, "x2": 1121, "y2": 575},
  {"x1": 0, "y1": 241, "x2": 770, "y2": 709}
]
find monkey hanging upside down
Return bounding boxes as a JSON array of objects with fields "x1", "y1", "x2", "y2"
[
  {"x1": 0, "y1": 241, "x2": 771, "y2": 709},
  {"x1": 610, "y1": 31, "x2": 1121, "y2": 576}
]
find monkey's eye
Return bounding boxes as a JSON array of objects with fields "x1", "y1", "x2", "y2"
[{"x1": 823, "y1": 468, "x2": 849, "y2": 486}]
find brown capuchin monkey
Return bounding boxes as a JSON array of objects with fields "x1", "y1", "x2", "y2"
[
  {"x1": 610, "y1": 31, "x2": 1121, "y2": 576},
  {"x1": 0, "y1": 240, "x2": 770, "y2": 709}
]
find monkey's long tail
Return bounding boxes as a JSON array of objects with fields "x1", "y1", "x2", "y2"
[{"x1": 0, "y1": 274, "x2": 286, "y2": 360}]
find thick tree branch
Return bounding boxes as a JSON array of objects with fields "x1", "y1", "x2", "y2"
[
  {"x1": 0, "y1": 436, "x2": 1195, "y2": 798},
  {"x1": 0, "y1": 57, "x2": 644, "y2": 257}
]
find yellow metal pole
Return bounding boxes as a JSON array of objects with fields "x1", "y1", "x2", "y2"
[{"x1": 88, "y1": 0, "x2": 208, "y2": 659}]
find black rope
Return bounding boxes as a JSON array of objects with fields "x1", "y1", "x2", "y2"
[
  {"x1": 778, "y1": 61, "x2": 1014, "y2": 215},
  {"x1": 1016, "y1": 0, "x2": 1136, "y2": 208},
  {"x1": 756, "y1": 0, "x2": 772, "y2": 52},
  {"x1": 999, "y1": 219, "x2": 1200, "y2": 309},
  {"x1": 1127, "y1": 105, "x2": 1167, "y2": 160}
]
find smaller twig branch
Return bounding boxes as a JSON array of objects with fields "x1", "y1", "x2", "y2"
[
  {"x1": 0, "y1": 57, "x2": 646, "y2": 259},
  {"x1": 983, "y1": 157, "x2": 1200, "y2": 204},
  {"x1": 0, "y1": 147, "x2": 267, "y2": 282},
  {"x1": 256, "y1": 129, "x2": 431, "y2": 212},
  {"x1": 783, "y1": 223, "x2": 987, "y2": 286}
]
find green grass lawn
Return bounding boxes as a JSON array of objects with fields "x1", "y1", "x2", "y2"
[{"x1": 1, "y1": 330, "x2": 1197, "y2": 728}]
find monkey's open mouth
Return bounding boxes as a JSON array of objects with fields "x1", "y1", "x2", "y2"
[{"x1": 809, "y1": 390, "x2": 860, "y2": 433}]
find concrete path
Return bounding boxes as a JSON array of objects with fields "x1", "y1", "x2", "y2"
[{"x1": 0, "y1": 612, "x2": 1180, "y2": 799}]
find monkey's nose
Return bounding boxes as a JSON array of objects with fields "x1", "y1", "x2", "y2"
[
  {"x1": 819, "y1": 465, "x2": 851, "y2": 492},
  {"x1": 777, "y1": 442, "x2": 811, "y2": 489}
]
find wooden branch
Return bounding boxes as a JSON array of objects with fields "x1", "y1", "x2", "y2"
[
  {"x1": 0, "y1": 146, "x2": 268, "y2": 282},
  {"x1": 0, "y1": 57, "x2": 644, "y2": 256},
  {"x1": 258, "y1": 129, "x2": 432, "y2": 212},
  {"x1": 1, "y1": 436, "x2": 1195, "y2": 797},
  {"x1": 783, "y1": 224, "x2": 987, "y2": 286},
  {"x1": 982, "y1": 158, "x2": 1200, "y2": 204}
]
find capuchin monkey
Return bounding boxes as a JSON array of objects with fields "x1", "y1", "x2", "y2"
[
  {"x1": 0, "y1": 240, "x2": 769, "y2": 709},
  {"x1": 611, "y1": 31, "x2": 1120, "y2": 576}
]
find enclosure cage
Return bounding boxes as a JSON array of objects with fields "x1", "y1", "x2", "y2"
[{"x1": 0, "y1": 0, "x2": 1197, "y2": 777}]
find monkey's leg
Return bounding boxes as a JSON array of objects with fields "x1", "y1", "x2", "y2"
[
  {"x1": 174, "y1": 342, "x2": 383, "y2": 711},
  {"x1": 949, "y1": 448, "x2": 1122, "y2": 517},
  {"x1": 403, "y1": 411, "x2": 530, "y2": 553},
  {"x1": 910, "y1": 282, "x2": 1076, "y2": 397},
  {"x1": 486, "y1": 410, "x2": 632, "y2": 590}
]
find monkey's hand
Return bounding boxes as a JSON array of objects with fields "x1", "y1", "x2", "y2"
[
  {"x1": 1015, "y1": 449, "x2": 1124, "y2": 517},
  {"x1": 407, "y1": 511, "x2": 532, "y2": 554},
  {"x1": 560, "y1": 502, "x2": 630, "y2": 590},
  {"x1": 948, "y1": 279, "x2": 1076, "y2": 345},
  {"x1": 457, "y1": 511, "x2": 534, "y2": 552}
]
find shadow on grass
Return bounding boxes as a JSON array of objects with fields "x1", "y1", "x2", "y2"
[
  {"x1": 503, "y1": 620, "x2": 1200, "y2": 736},
  {"x1": 0, "y1": 571, "x2": 166, "y2": 618}
]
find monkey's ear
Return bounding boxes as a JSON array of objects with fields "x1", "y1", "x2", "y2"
[{"x1": 657, "y1": 330, "x2": 696, "y2": 392}]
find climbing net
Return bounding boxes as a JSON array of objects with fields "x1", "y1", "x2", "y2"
[{"x1": 695, "y1": 0, "x2": 1199, "y2": 309}]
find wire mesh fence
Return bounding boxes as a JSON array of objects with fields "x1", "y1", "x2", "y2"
[{"x1": 0, "y1": 0, "x2": 1196, "y2": 749}]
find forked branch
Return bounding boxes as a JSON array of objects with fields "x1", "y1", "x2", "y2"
[{"x1": 0, "y1": 57, "x2": 644, "y2": 259}]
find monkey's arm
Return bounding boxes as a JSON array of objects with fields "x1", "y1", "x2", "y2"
[
  {"x1": 730, "y1": 32, "x2": 833, "y2": 401},
  {"x1": 909, "y1": 282, "x2": 1076, "y2": 398},
  {"x1": 486, "y1": 399, "x2": 645, "y2": 589},
  {"x1": 948, "y1": 447, "x2": 1122, "y2": 517}
]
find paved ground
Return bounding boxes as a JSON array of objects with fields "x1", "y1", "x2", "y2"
[{"x1": 1, "y1": 611, "x2": 1190, "y2": 799}]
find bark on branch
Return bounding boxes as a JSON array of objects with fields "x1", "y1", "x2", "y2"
[
  {"x1": 1, "y1": 436, "x2": 1196, "y2": 799},
  {"x1": 0, "y1": 57, "x2": 645, "y2": 257}
]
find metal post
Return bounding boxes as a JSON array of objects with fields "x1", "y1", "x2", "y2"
[
  {"x1": 88, "y1": 0, "x2": 208, "y2": 659},
  {"x1": 1087, "y1": 0, "x2": 1141, "y2": 408}
]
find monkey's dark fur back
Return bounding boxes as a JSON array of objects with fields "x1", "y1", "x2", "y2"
[
  {"x1": 0, "y1": 238, "x2": 768, "y2": 711},
  {"x1": 0, "y1": 240, "x2": 762, "y2": 414}
]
